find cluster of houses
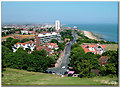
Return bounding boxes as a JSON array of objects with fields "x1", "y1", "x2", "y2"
[
  {"x1": 37, "y1": 43, "x2": 59, "y2": 56},
  {"x1": 81, "y1": 43, "x2": 106, "y2": 55},
  {"x1": 12, "y1": 39, "x2": 59, "y2": 56},
  {"x1": 12, "y1": 40, "x2": 36, "y2": 53}
]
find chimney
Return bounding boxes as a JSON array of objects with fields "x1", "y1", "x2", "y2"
[{"x1": 35, "y1": 35, "x2": 40, "y2": 48}]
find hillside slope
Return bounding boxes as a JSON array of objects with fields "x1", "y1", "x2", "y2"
[{"x1": 2, "y1": 68, "x2": 118, "y2": 85}]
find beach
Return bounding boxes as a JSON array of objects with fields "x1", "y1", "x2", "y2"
[{"x1": 82, "y1": 30, "x2": 98, "y2": 40}]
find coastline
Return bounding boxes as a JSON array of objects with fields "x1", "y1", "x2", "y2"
[{"x1": 82, "y1": 30, "x2": 100, "y2": 41}]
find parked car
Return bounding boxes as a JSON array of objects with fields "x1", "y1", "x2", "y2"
[
  {"x1": 52, "y1": 71, "x2": 56, "y2": 74},
  {"x1": 64, "y1": 71, "x2": 68, "y2": 75},
  {"x1": 44, "y1": 70, "x2": 48, "y2": 73},
  {"x1": 49, "y1": 71, "x2": 52, "y2": 74},
  {"x1": 62, "y1": 66, "x2": 65, "y2": 69}
]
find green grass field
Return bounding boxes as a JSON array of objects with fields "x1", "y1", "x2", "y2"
[
  {"x1": 105, "y1": 44, "x2": 118, "y2": 51},
  {"x1": 2, "y1": 68, "x2": 118, "y2": 86}
]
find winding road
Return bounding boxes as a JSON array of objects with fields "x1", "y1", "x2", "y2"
[{"x1": 47, "y1": 31, "x2": 76, "y2": 75}]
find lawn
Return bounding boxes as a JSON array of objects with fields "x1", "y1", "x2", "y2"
[
  {"x1": 105, "y1": 44, "x2": 118, "y2": 51},
  {"x1": 2, "y1": 68, "x2": 118, "y2": 86}
]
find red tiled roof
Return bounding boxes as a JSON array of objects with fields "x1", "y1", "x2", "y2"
[
  {"x1": 98, "y1": 56, "x2": 110, "y2": 65},
  {"x1": 15, "y1": 40, "x2": 35, "y2": 45},
  {"x1": 81, "y1": 44, "x2": 105, "y2": 55},
  {"x1": 45, "y1": 43, "x2": 58, "y2": 48},
  {"x1": 28, "y1": 30, "x2": 36, "y2": 33}
]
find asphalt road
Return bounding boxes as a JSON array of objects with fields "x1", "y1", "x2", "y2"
[{"x1": 47, "y1": 31, "x2": 76, "y2": 75}]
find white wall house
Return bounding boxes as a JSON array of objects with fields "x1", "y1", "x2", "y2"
[
  {"x1": 21, "y1": 30, "x2": 28, "y2": 35},
  {"x1": 12, "y1": 40, "x2": 36, "y2": 52}
]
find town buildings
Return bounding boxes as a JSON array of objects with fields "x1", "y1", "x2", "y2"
[{"x1": 37, "y1": 32, "x2": 61, "y2": 45}]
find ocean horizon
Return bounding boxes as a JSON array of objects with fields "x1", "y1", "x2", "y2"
[{"x1": 63, "y1": 24, "x2": 118, "y2": 43}]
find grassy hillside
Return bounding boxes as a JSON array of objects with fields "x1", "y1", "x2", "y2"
[{"x1": 2, "y1": 68, "x2": 118, "y2": 86}]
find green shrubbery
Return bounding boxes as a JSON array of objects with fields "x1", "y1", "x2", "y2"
[
  {"x1": 60, "y1": 30, "x2": 73, "y2": 41},
  {"x1": 2, "y1": 46, "x2": 56, "y2": 72},
  {"x1": 100, "y1": 50, "x2": 118, "y2": 76}
]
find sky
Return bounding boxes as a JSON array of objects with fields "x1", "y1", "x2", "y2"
[{"x1": 2, "y1": 2, "x2": 118, "y2": 24}]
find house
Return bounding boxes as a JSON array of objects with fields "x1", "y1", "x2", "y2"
[
  {"x1": 44, "y1": 43, "x2": 59, "y2": 50},
  {"x1": 65, "y1": 38, "x2": 70, "y2": 42},
  {"x1": 15, "y1": 31, "x2": 20, "y2": 34},
  {"x1": 37, "y1": 43, "x2": 59, "y2": 56},
  {"x1": 28, "y1": 30, "x2": 36, "y2": 34},
  {"x1": 21, "y1": 30, "x2": 28, "y2": 35},
  {"x1": 12, "y1": 40, "x2": 36, "y2": 52},
  {"x1": 98, "y1": 56, "x2": 110, "y2": 66},
  {"x1": 81, "y1": 43, "x2": 105, "y2": 55}
]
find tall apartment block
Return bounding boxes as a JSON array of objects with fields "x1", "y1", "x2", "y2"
[{"x1": 55, "y1": 20, "x2": 60, "y2": 31}]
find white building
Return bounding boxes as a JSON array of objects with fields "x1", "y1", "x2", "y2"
[
  {"x1": 12, "y1": 40, "x2": 36, "y2": 52},
  {"x1": 37, "y1": 32, "x2": 61, "y2": 45},
  {"x1": 21, "y1": 30, "x2": 28, "y2": 35},
  {"x1": 55, "y1": 20, "x2": 61, "y2": 31}
]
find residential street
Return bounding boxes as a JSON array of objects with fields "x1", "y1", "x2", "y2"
[{"x1": 47, "y1": 31, "x2": 76, "y2": 75}]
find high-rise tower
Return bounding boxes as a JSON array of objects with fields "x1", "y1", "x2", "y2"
[{"x1": 55, "y1": 20, "x2": 60, "y2": 31}]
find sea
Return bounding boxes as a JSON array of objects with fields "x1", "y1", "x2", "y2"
[{"x1": 62, "y1": 24, "x2": 118, "y2": 43}]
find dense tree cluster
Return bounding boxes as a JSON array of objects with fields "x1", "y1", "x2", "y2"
[
  {"x1": 100, "y1": 50, "x2": 118, "y2": 76},
  {"x1": 60, "y1": 30, "x2": 73, "y2": 41},
  {"x1": 70, "y1": 43, "x2": 118, "y2": 78},
  {"x1": 77, "y1": 32, "x2": 117, "y2": 44},
  {"x1": 2, "y1": 46, "x2": 56, "y2": 72},
  {"x1": 70, "y1": 43, "x2": 100, "y2": 78},
  {"x1": 47, "y1": 27, "x2": 55, "y2": 32}
]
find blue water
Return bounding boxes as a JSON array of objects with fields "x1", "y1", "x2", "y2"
[{"x1": 63, "y1": 24, "x2": 118, "y2": 42}]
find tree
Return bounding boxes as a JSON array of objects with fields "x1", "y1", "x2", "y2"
[
  {"x1": 30, "y1": 38, "x2": 34, "y2": 41},
  {"x1": 2, "y1": 32, "x2": 5, "y2": 36},
  {"x1": 51, "y1": 54, "x2": 58, "y2": 60},
  {"x1": 20, "y1": 38, "x2": 30, "y2": 43},
  {"x1": 50, "y1": 39, "x2": 59, "y2": 44},
  {"x1": 11, "y1": 39, "x2": 20, "y2": 45},
  {"x1": 2, "y1": 46, "x2": 12, "y2": 68},
  {"x1": 6, "y1": 37, "x2": 13, "y2": 42},
  {"x1": 30, "y1": 29, "x2": 33, "y2": 31},
  {"x1": 100, "y1": 50, "x2": 118, "y2": 76},
  {"x1": 71, "y1": 43, "x2": 79, "y2": 50},
  {"x1": 4, "y1": 42, "x2": 12, "y2": 50},
  {"x1": 58, "y1": 42, "x2": 65, "y2": 51},
  {"x1": 31, "y1": 50, "x2": 47, "y2": 57}
]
